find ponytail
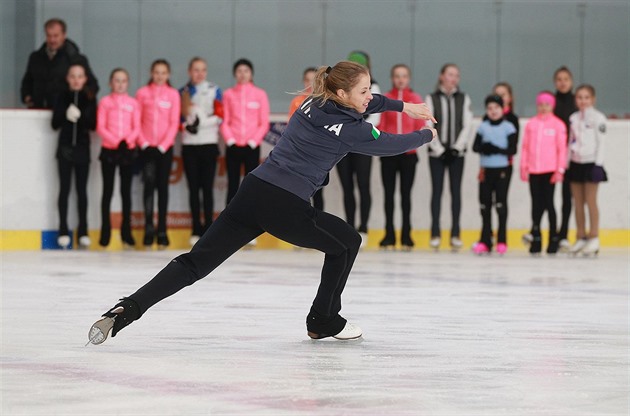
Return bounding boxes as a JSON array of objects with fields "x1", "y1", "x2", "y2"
[{"x1": 311, "y1": 61, "x2": 369, "y2": 107}]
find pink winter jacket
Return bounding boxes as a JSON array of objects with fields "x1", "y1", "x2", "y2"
[
  {"x1": 378, "y1": 87, "x2": 425, "y2": 155},
  {"x1": 136, "y1": 83, "x2": 181, "y2": 152},
  {"x1": 520, "y1": 113, "x2": 567, "y2": 177},
  {"x1": 96, "y1": 93, "x2": 141, "y2": 150},
  {"x1": 220, "y1": 82, "x2": 270, "y2": 147}
]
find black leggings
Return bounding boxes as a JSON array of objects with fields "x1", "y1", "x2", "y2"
[
  {"x1": 142, "y1": 147, "x2": 173, "y2": 234},
  {"x1": 57, "y1": 159, "x2": 89, "y2": 237},
  {"x1": 336, "y1": 153, "x2": 372, "y2": 232},
  {"x1": 429, "y1": 156, "x2": 464, "y2": 238},
  {"x1": 478, "y1": 167, "x2": 509, "y2": 247},
  {"x1": 183, "y1": 144, "x2": 219, "y2": 235},
  {"x1": 127, "y1": 175, "x2": 361, "y2": 335},
  {"x1": 380, "y1": 153, "x2": 418, "y2": 239},
  {"x1": 101, "y1": 159, "x2": 134, "y2": 241},
  {"x1": 226, "y1": 145, "x2": 260, "y2": 204},
  {"x1": 558, "y1": 174, "x2": 572, "y2": 240},
  {"x1": 529, "y1": 173, "x2": 556, "y2": 237}
]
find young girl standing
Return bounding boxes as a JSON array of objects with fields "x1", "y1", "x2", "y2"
[
  {"x1": 88, "y1": 61, "x2": 436, "y2": 345},
  {"x1": 220, "y1": 59, "x2": 270, "y2": 207},
  {"x1": 180, "y1": 57, "x2": 223, "y2": 246},
  {"x1": 377, "y1": 64, "x2": 425, "y2": 250},
  {"x1": 51, "y1": 63, "x2": 96, "y2": 249},
  {"x1": 96, "y1": 68, "x2": 140, "y2": 248},
  {"x1": 520, "y1": 92, "x2": 567, "y2": 255},
  {"x1": 136, "y1": 59, "x2": 180, "y2": 249},
  {"x1": 424, "y1": 63, "x2": 473, "y2": 251},
  {"x1": 568, "y1": 85, "x2": 607, "y2": 256},
  {"x1": 472, "y1": 95, "x2": 517, "y2": 254}
]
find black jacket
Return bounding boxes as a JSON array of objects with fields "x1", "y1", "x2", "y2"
[
  {"x1": 21, "y1": 39, "x2": 99, "y2": 109},
  {"x1": 252, "y1": 94, "x2": 433, "y2": 201},
  {"x1": 52, "y1": 89, "x2": 97, "y2": 164}
]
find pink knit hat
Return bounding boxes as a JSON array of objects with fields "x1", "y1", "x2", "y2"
[{"x1": 536, "y1": 91, "x2": 556, "y2": 109}]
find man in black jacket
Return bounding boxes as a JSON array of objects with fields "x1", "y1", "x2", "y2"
[{"x1": 20, "y1": 18, "x2": 99, "y2": 109}]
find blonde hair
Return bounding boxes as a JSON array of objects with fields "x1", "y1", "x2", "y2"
[{"x1": 311, "y1": 61, "x2": 369, "y2": 107}]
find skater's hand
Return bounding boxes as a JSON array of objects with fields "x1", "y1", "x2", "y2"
[
  {"x1": 66, "y1": 104, "x2": 81, "y2": 122},
  {"x1": 225, "y1": 138, "x2": 236, "y2": 147},
  {"x1": 247, "y1": 140, "x2": 258, "y2": 149},
  {"x1": 403, "y1": 102, "x2": 437, "y2": 123},
  {"x1": 550, "y1": 171, "x2": 564, "y2": 184},
  {"x1": 420, "y1": 126, "x2": 437, "y2": 139},
  {"x1": 185, "y1": 115, "x2": 200, "y2": 135}
]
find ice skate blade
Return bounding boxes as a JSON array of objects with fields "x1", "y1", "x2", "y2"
[{"x1": 87, "y1": 317, "x2": 115, "y2": 345}]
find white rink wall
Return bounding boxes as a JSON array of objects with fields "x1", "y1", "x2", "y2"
[{"x1": 0, "y1": 109, "x2": 628, "y2": 232}]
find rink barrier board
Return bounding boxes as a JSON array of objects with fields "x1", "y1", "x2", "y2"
[{"x1": 1, "y1": 228, "x2": 628, "y2": 251}]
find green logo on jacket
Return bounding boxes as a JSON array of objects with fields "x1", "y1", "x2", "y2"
[{"x1": 371, "y1": 126, "x2": 380, "y2": 140}]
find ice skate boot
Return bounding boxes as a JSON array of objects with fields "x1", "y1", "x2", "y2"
[
  {"x1": 472, "y1": 242, "x2": 490, "y2": 255},
  {"x1": 400, "y1": 235, "x2": 414, "y2": 252},
  {"x1": 429, "y1": 236, "x2": 441, "y2": 252},
  {"x1": 529, "y1": 234, "x2": 542, "y2": 256},
  {"x1": 87, "y1": 298, "x2": 141, "y2": 345},
  {"x1": 569, "y1": 238, "x2": 588, "y2": 256},
  {"x1": 547, "y1": 235, "x2": 560, "y2": 255},
  {"x1": 57, "y1": 234, "x2": 71, "y2": 249},
  {"x1": 308, "y1": 322, "x2": 363, "y2": 340},
  {"x1": 157, "y1": 232, "x2": 169, "y2": 250},
  {"x1": 559, "y1": 238, "x2": 571, "y2": 253},
  {"x1": 379, "y1": 234, "x2": 396, "y2": 250},
  {"x1": 78, "y1": 235, "x2": 91, "y2": 249},
  {"x1": 450, "y1": 236, "x2": 463, "y2": 252},
  {"x1": 581, "y1": 237, "x2": 599, "y2": 257},
  {"x1": 143, "y1": 224, "x2": 155, "y2": 248},
  {"x1": 521, "y1": 232, "x2": 533, "y2": 247},
  {"x1": 496, "y1": 243, "x2": 508, "y2": 255}
]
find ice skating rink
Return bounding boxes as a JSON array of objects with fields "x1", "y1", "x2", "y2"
[{"x1": 1, "y1": 248, "x2": 628, "y2": 416}]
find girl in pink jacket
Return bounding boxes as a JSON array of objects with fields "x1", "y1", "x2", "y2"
[
  {"x1": 96, "y1": 68, "x2": 141, "y2": 248},
  {"x1": 135, "y1": 59, "x2": 181, "y2": 248},
  {"x1": 220, "y1": 58, "x2": 270, "y2": 206},
  {"x1": 520, "y1": 91, "x2": 567, "y2": 254}
]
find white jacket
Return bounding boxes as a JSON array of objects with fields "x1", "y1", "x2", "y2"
[
  {"x1": 569, "y1": 107, "x2": 606, "y2": 165},
  {"x1": 181, "y1": 80, "x2": 222, "y2": 145}
]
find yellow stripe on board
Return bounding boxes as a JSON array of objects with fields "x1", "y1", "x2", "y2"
[{"x1": 0, "y1": 230, "x2": 41, "y2": 250}]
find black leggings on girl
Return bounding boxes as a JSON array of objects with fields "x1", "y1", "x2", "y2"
[
  {"x1": 336, "y1": 153, "x2": 372, "y2": 232},
  {"x1": 226, "y1": 145, "x2": 260, "y2": 204},
  {"x1": 142, "y1": 147, "x2": 173, "y2": 242},
  {"x1": 100, "y1": 159, "x2": 134, "y2": 246},
  {"x1": 57, "y1": 159, "x2": 89, "y2": 237},
  {"x1": 380, "y1": 153, "x2": 418, "y2": 240},
  {"x1": 429, "y1": 156, "x2": 464, "y2": 238},
  {"x1": 183, "y1": 144, "x2": 219, "y2": 236},
  {"x1": 529, "y1": 173, "x2": 556, "y2": 237},
  {"x1": 126, "y1": 175, "x2": 360, "y2": 335}
]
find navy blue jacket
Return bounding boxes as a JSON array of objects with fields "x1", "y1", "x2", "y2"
[{"x1": 252, "y1": 94, "x2": 433, "y2": 201}]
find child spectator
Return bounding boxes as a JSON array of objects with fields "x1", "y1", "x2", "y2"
[
  {"x1": 377, "y1": 64, "x2": 425, "y2": 250},
  {"x1": 472, "y1": 95, "x2": 517, "y2": 254},
  {"x1": 51, "y1": 63, "x2": 97, "y2": 249},
  {"x1": 180, "y1": 57, "x2": 223, "y2": 246},
  {"x1": 568, "y1": 84, "x2": 607, "y2": 256},
  {"x1": 96, "y1": 68, "x2": 140, "y2": 248},
  {"x1": 520, "y1": 92, "x2": 567, "y2": 255},
  {"x1": 136, "y1": 59, "x2": 180, "y2": 249},
  {"x1": 220, "y1": 58, "x2": 270, "y2": 208}
]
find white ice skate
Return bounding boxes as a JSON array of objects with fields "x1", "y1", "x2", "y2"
[
  {"x1": 450, "y1": 237, "x2": 463, "y2": 252},
  {"x1": 78, "y1": 235, "x2": 91, "y2": 249},
  {"x1": 429, "y1": 237, "x2": 441, "y2": 252},
  {"x1": 57, "y1": 235, "x2": 71, "y2": 249},
  {"x1": 308, "y1": 322, "x2": 362, "y2": 340},
  {"x1": 581, "y1": 237, "x2": 600, "y2": 257}
]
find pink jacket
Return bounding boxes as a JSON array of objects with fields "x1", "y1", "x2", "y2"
[
  {"x1": 378, "y1": 87, "x2": 425, "y2": 154},
  {"x1": 96, "y1": 93, "x2": 141, "y2": 150},
  {"x1": 136, "y1": 83, "x2": 181, "y2": 152},
  {"x1": 220, "y1": 82, "x2": 270, "y2": 147},
  {"x1": 520, "y1": 113, "x2": 567, "y2": 176}
]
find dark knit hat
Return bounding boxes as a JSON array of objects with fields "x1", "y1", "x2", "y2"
[
  {"x1": 485, "y1": 94, "x2": 504, "y2": 108},
  {"x1": 233, "y1": 58, "x2": 254, "y2": 75}
]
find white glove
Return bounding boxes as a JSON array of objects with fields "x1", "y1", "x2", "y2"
[
  {"x1": 66, "y1": 104, "x2": 81, "y2": 123},
  {"x1": 226, "y1": 138, "x2": 236, "y2": 147},
  {"x1": 247, "y1": 140, "x2": 257, "y2": 149}
]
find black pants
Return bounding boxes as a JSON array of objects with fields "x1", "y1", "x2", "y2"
[
  {"x1": 226, "y1": 145, "x2": 260, "y2": 204},
  {"x1": 101, "y1": 159, "x2": 134, "y2": 242},
  {"x1": 478, "y1": 167, "x2": 510, "y2": 247},
  {"x1": 127, "y1": 175, "x2": 361, "y2": 336},
  {"x1": 57, "y1": 159, "x2": 89, "y2": 237},
  {"x1": 142, "y1": 147, "x2": 173, "y2": 235},
  {"x1": 183, "y1": 144, "x2": 219, "y2": 235},
  {"x1": 529, "y1": 173, "x2": 556, "y2": 237},
  {"x1": 336, "y1": 153, "x2": 372, "y2": 232},
  {"x1": 558, "y1": 174, "x2": 572, "y2": 240},
  {"x1": 429, "y1": 156, "x2": 464, "y2": 238},
  {"x1": 380, "y1": 153, "x2": 418, "y2": 239}
]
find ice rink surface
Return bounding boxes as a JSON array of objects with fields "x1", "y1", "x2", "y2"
[{"x1": 1, "y1": 248, "x2": 628, "y2": 416}]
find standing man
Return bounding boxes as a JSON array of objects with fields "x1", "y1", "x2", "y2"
[{"x1": 21, "y1": 18, "x2": 99, "y2": 109}]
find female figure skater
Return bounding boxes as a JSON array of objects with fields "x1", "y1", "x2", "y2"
[{"x1": 88, "y1": 61, "x2": 436, "y2": 344}]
